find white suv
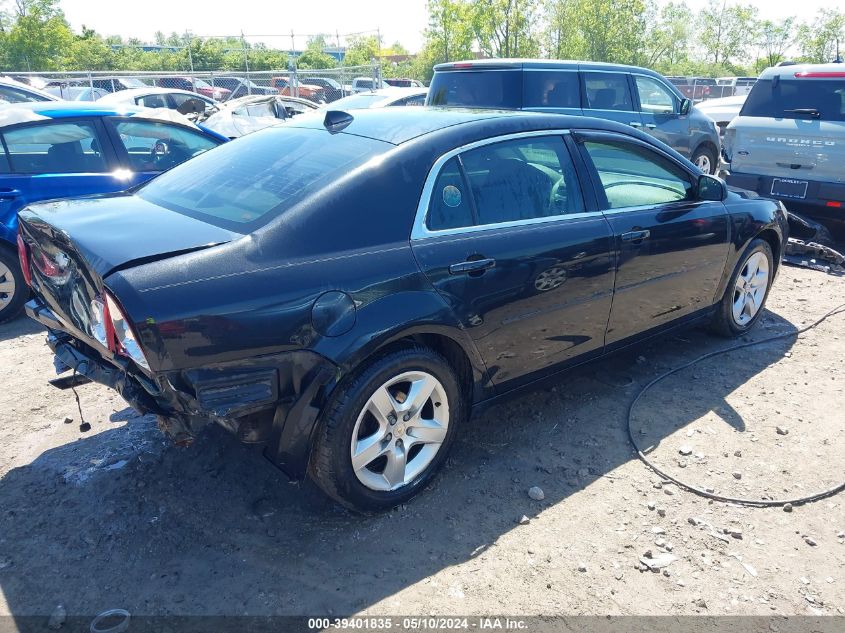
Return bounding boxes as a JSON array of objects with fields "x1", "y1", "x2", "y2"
[{"x1": 724, "y1": 63, "x2": 845, "y2": 222}]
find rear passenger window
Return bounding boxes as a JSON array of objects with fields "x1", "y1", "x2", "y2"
[
  {"x1": 461, "y1": 136, "x2": 583, "y2": 225},
  {"x1": 427, "y1": 157, "x2": 474, "y2": 231},
  {"x1": 523, "y1": 71, "x2": 580, "y2": 108},
  {"x1": 2, "y1": 122, "x2": 107, "y2": 174},
  {"x1": 583, "y1": 140, "x2": 693, "y2": 209},
  {"x1": 584, "y1": 72, "x2": 634, "y2": 111}
]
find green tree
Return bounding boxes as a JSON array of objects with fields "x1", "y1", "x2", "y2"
[
  {"x1": 472, "y1": 0, "x2": 539, "y2": 58},
  {"x1": 642, "y1": 1, "x2": 694, "y2": 69},
  {"x1": 698, "y1": 1, "x2": 758, "y2": 67},
  {"x1": 755, "y1": 18, "x2": 794, "y2": 70},
  {"x1": 296, "y1": 36, "x2": 337, "y2": 69},
  {"x1": 4, "y1": 0, "x2": 73, "y2": 70},
  {"x1": 797, "y1": 9, "x2": 845, "y2": 63},
  {"x1": 343, "y1": 34, "x2": 381, "y2": 67},
  {"x1": 425, "y1": 0, "x2": 475, "y2": 63}
]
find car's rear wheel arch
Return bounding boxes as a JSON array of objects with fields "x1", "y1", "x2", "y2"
[{"x1": 756, "y1": 228, "x2": 781, "y2": 276}]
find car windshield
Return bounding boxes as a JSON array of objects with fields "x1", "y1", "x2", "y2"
[
  {"x1": 741, "y1": 78, "x2": 845, "y2": 121},
  {"x1": 121, "y1": 78, "x2": 147, "y2": 88},
  {"x1": 193, "y1": 78, "x2": 212, "y2": 89},
  {"x1": 137, "y1": 126, "x2": 390, "y2": 232},
  {"x1": 427, "y1": 70, "x2": 522, "y2": 108}
]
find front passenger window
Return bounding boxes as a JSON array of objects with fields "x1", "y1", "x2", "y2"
[{"x1": 583, "y1": 140, "x2": 693, "y2": 209}]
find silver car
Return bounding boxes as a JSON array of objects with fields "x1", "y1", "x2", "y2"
[{"x1": 724, "y1": 63, "x2": 845, "y2": 222}]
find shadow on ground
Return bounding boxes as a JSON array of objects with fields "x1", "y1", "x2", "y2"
[{"x1": 0, "y1": 310, "x2": 798, "y2": 618}]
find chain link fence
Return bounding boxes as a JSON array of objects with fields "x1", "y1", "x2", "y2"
[{"x1": 12, "y1": 64, "x2": 383, "y2": 105}]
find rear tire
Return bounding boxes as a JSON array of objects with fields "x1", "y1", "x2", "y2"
[
  {"x1": 711, "y1": 238, "x2": 773, "y2": 338},
  {"x1": 309, "y1": 346, "x2": 464, "y2": 513},
  {"x1": 691, "y1": 144, "x2": 718, "y2": 175},
  {"x1": 0, "y1": 247, "x2": 27, "y2": 324}
]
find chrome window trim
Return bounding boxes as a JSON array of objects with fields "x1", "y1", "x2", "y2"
[{"x1": 410, "y1": 129, "x2": 601, "y2": 241}]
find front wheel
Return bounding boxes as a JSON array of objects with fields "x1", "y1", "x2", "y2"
[
  {"x1": 0, "y1": 248, "x2": 27, "y2": 324},
  {"x1": 309, "y1": 346, "x2": 464, "y2": 512},
  {"x1": 691, "y1": 145, "x2": 718, "y2": 175},
  {"x1": 711, "y1": 238, "x2": 774, "y2": 337}
]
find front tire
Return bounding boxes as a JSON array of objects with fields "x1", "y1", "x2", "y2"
[
  {"x1": 711, "y1": 238, "x2": 773, "y2": 337},
  {"x1": 691, "y1": 144, "x2": 718, "y2": 175},
  {"x1": 309, "y1": 346, "x2": 464, "y2": 512},
  {"x1": 0, "y1": 248, "x2": 27, "y2": 324}
]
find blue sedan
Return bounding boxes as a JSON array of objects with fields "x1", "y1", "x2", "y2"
[{"x1": 0, "y1": 102, "x2": 228, "y2": 321}]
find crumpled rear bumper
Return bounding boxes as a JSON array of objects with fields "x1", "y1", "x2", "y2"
[{"x1": 26, "y1": 299, "x2": 339, "y2": 479}]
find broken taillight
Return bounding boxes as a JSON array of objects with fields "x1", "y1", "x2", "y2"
[
  {"x1": 89, "y1": 292, "x2": 150, "y2": 371},
  {"x1": 16, "y1": 234, "x2": 31, "y2": 287},
  {"x1": 105, "y1": 291, "x2": 150, "y2": 371}
]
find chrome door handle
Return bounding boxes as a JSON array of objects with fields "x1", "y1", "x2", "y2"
[
  {"x1": 449, "y1": 258, "x2": 496, "y2": 275},
  {"x1": 629, "y1": 121, "x2": 642, "y2": 128},
  {"x1": 0, "y1": 189, "x2": 21, "y2": 200},
  {"x1": 621, "y1": 229, "x2": 650, "y2": 243},
  {"x1": 645, "y1": 123, "x2": 657, "y2": 129}
]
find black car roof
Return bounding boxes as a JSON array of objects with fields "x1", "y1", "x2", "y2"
[{"x1": 285, "y1": 107, "x2": 638, "y2": 146}]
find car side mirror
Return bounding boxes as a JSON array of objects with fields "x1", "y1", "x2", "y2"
[
  {"x1": 680, "y1": 98, "x2": 692, "y2": 116},
  {"x1": 697, "y1": 174, "x2": 727, "y2": 201}
]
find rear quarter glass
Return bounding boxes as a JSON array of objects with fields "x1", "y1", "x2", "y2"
[{"x1": 427, "y1": 70, "x2": 523, "y2": 109}]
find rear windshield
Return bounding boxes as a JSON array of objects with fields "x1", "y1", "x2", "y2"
[
  {"x1": 331, "y1": 93, "x2": 386, "y2": 109},
  {"x1": 741, "y1": 78, "x2": 845, "y2": 121},
  {"x1": 428, "y1": 70, "x2": 522, "y2": 108},
  {"x1": 137, "y1": 126, "x2": 390, "y2": 232}
]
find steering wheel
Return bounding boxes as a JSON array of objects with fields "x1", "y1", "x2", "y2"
[{"x1": 549, "y1": 177, "x2": 570, "y2": 214}]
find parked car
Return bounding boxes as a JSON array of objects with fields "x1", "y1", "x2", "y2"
[
  {"x1": 19, "y1": 108, "x2": 787, "y2": 511},
  {"x1": 696, "y1": 94, "x2": 747, "y2": 136},
  {"x1": 45, "y1": 86, "x2": 110, "y2": 101},
  {"x1": 351, "y1": 76, "x2": 387, "y2": 93},
  {"x1": 326, "y1": 87, "x2": 427, "y2": 110},
  {"x1": 0, "y1": 102, "x2": 228, "y2": 322},
  {"x1": 667, "y1": 76, "x2": 717, "y2": 101},
  {"x1": 427, "y1": 59, "x2": 722, "y2": 174},
  {"x1": 723, "y1": 63, "x2": 845, "y2": 223},
  {"x1": 88, "y1": 77, "x2": 150, "y2": 93},
  {"x1": 270, "y1": 77, "x2": 326, "y2": 102},
  {"x1": 384, "y1": 78, "x2": 425, "y2": 88},
  {"x1": 98, "y1": 88, "x2": 220, "y2": 120},
  {"x1": 208, "y1": 77, "x2": 277, "y2": 100},
  {"x1": 0, "y1": 76, "x2": 58, "y2": 104},
  {"x1": 203, "y1": 94, "x2": 317, "y2": 138},
  {"x1": 300, "y1": 76, "x2": 347, "y2": 102},
  {"x1": 156, "y1": 77, "x2": 231, "y2": 102}
]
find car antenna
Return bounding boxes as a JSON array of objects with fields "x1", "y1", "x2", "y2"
[{"x1": 323, "y1": 110, "x2": 353, "y2": 133}]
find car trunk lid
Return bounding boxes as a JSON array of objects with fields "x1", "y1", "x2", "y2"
[{"x1": 18, "y1": 194, "x2": 239, "y2": 345}]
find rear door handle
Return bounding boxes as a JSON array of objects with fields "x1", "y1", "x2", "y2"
[
  {"x1": 621, "y1": 229, "x2": 651, "y2": 243},
  {"x1": 449, "y1": 258, "x2": 496, "y2": 275},
  {"x1": 629, "y1": 121, "x2": 642, "y2": 128},
  {"x1": 0, "y1": 189, "x2": 21, "y2": 200},
  {"x1": 645, "y1": 123, "x2": 657, "y2": 129}
]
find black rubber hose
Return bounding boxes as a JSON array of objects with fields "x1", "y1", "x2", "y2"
[{"x1": 626, "y1": 302, "x2": 845, "y2": 508}]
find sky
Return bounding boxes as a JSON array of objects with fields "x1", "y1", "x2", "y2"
[{"x1": 59, "y1": 0, "x2": 833, "y2": 53}]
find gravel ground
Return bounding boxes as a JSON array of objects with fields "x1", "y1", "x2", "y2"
[{"x1": 0, "y1": 264, "x2": 842, "y2": 622}]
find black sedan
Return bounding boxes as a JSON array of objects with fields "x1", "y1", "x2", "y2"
[{"x1": 18, "y1": 108, "x2": 788, "y2": 512}]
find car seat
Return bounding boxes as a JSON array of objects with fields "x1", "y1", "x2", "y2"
[
  {"x1": 591, "y1": 88, "x2": 617, "y2": 110},
  {"x1": 47, "y1": 141, "x2": 84, "y2": 172}
]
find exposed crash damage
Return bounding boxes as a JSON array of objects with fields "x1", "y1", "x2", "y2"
[{"x1": 783, "y1": 238, "x2": 845, "y2": 274}]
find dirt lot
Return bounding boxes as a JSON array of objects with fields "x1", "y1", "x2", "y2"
[{"x1": 0, "y1": 264, "x2": 842, "y2": 623}]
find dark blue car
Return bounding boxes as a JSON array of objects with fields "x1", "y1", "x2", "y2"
[
  {"x1": 20, "y1": 108, "x2": 787, "y2": 511},
  {"x1": 0, "y1": 102, "x2": 228, "y2": 321}
]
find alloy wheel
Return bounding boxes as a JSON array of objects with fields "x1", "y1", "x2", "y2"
[
  {"x1": 731, "y1": 251, "x2": 769, "y2": 326},
  {"x1": 695, "y1": 154, "x2": 712, "y2": 174},
  {"x1": 350, "y1": 370, "x2": 450, "y2": 492},
  {"x1": 0, "y1": 261, "x2": 15, "y2": 309}
]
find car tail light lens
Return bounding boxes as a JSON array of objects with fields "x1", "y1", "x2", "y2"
[
  {"x1": 16, "y1": 234, "x2": 32, "y2": 287},
  {"x1": 90, "y1": 292, "x2": 150, "y2": 370},
  {"x1": 105, "y1": 292, "x2": 150, "y2": 371},
  {"x1": 826, "y1": 201, "x2": 843, "y2": 208}
]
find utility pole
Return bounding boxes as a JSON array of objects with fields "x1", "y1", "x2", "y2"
[
  {"x1": 241, "y1": 31, "x2": 251, "y2": 94},
  {"x1": 185, "y1": 30, "x2": 194, "y2": 83}
]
